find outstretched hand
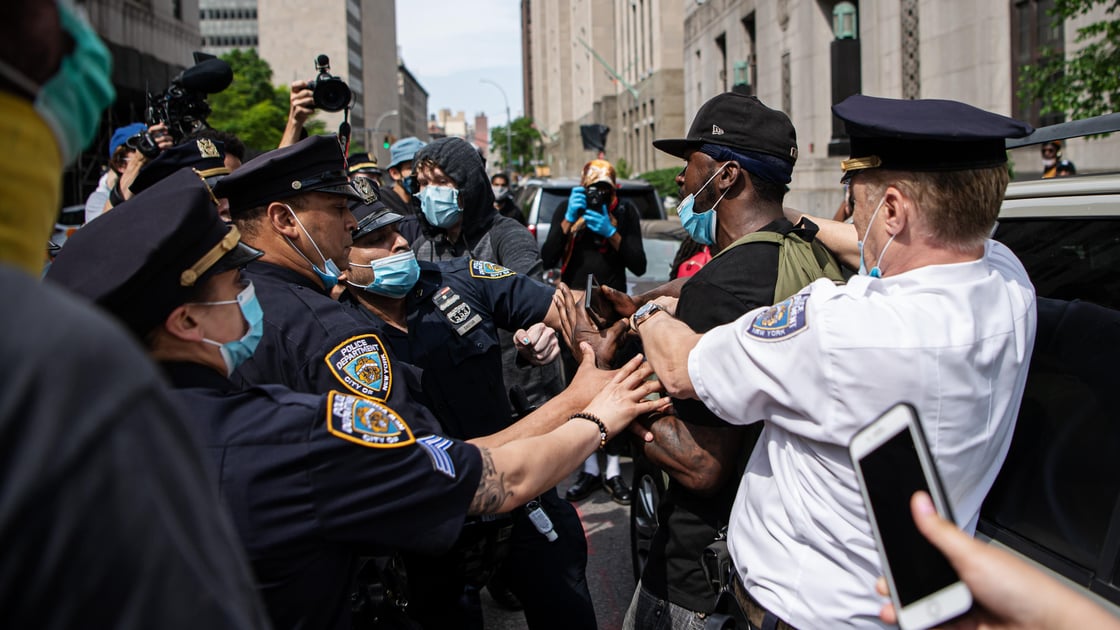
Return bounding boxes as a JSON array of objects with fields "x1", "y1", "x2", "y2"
[
  {"x1": 877, "y1": 492, "x2": 1120, "y2": 630},
  {"x1": 600, "y1": 284, "x2": 640, "y2": 318},
  {"x1": 553, "y1": 282, "x2": 627, "y2": 368},
  {"x1": 578, "y1": 346, "x2": 669, "y2": 437}
]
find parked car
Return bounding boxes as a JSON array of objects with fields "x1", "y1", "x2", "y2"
[
  {"x1": 627, "y1": 116, "x2": 1120, "y2": 615},
  {"x1": 513, "y1": 177, "x2": 665, "y2": 246}
]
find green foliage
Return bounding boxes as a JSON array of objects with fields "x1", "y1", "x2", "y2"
[
  {"x1": 208, "y1": 49, "x2": 326, "y2": 153},
  {"x1": 489, "y1": 116, "x2": 542, "y2": 171},
  {"x1": 1019, "y1": 0, "x2": 1120, "y2": 119},
  {"x1": 614, "y1": 157, "x2": 631, "y2": 179},
  {"x1": 637, "y1": 167, "x2": 680, "y2": 200}
]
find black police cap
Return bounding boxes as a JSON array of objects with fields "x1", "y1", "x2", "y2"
[
  {"x1": 348, "y1": 152, "x2": 382, "y2": 175},
  {"x1": 833, "y1": 94, "x2": 1034, "y2": 176},
  {"x1": 46, "y1": 169, "x2": 262, "y2": 338},
  {"x1": 351, "y1": 196, "x2": 403, "y2": 242},
  {"x1": 653, "y1": 92, "x2": 798, "y2": 165},
  {"x1": 213, "y1": 135, "x2": 376, "y2": 218},
  {"x1": 130, "y1": 138, "x2": 229, "y2": 195}
]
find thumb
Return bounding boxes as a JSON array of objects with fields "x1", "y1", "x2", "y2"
[
  {"x1": 578, "y1": 341, "x2": 596, "y2": 366},
  {"x1": 514, "y1": 328, "x2": 530, "y2": 345},
  {"x1": 910, "y1": 492, "x2": 973, "y2": 565}
]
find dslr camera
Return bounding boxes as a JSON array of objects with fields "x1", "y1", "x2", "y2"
[
  {"x1": 307, "y1": 54, "x2": 352, "y2": 112},
  {"x1": 136, "y1": 53, "x2": 234, "y2": 158},
  {"x1": 585, "y1": 185, "x2": 610, "y2": 210}
]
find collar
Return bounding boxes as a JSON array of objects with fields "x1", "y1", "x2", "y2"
[
  {"x1": 408, "y1": 260, "x2": 444, "y2": 304},
  {"x1": 244, "y1": 260, "x2": 327, "y2": 294},
  {"x1": 160, "y1": 360, "x2": 237, "y2": 392}
]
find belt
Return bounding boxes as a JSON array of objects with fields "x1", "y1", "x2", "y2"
[{"x1": 730, "y1": 574, "x2": 797, "y2": 630}]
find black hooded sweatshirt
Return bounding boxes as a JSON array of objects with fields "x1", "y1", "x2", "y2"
[{"x1": 409, "y1": 137, "x2": 541, "y2": 278}]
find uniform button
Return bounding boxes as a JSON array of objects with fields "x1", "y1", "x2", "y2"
[{"x1": 476, "y1": 342, "x2": 483, "y2": 349}]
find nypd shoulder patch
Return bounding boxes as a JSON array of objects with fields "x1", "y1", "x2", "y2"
[
  {"x1": 325, "y1": 391, "x2": 415, "y2": 448},
  {"x1": 324, "y1": 334, "x2": 392, "y2": 400},
  {"x1": 469, "y1": 259, "x2": 515, "y2": 279},
  {"x1": 417, "y1": 434, "x2": 457, "y2": 478},
  {"x1": 745, "y1": 293, "x2": 810, "y2": 341}
]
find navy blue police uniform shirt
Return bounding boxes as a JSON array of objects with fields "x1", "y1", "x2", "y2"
[
  {"x1": 345, "y1": 257, "x2": 554, "y2": 440},
  {"x1": 234, "y1": 260, "x2": 444, "y2": 435},
  {"x1": 162, "y1": 360, "x2": 483, "y2": 630}
]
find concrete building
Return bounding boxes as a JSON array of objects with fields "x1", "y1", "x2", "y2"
[
  {"x1": 397, "y1": 61, "x2": 429, "y2": 142},
  {"x1": 474, "y1": 114, "x2": 490, "y2": 161},
  {"x1": 435, "y1": 108, "x2": 470, "y2": 139},
  {"x1": 75, "y1": 0, "x2": 203, "y2": 204},
  {"x1": 683, "y1": 0, "x2": 1120, "y2": 218},
  {"x1": 522, "y1": 0, "x2": 685, "y2": 178},
  {"x1": 199, "y1": 0, "x2": 258, "y2": 55}
]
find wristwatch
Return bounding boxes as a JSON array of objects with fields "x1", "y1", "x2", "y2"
[{"x1": 629, "y1": 301, "x2": 665, "y2": 333}]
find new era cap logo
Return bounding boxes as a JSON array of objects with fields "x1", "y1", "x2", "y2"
[{"x1": 712, "y1": 125, "x2": 725, "y2": 136}]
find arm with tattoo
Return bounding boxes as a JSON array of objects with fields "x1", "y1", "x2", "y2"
[{"x1": 467, "y1": 447, "x2": 512, "y2": 515}]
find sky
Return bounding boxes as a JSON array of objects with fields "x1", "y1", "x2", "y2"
[{"x1": 396, "y1": 0, "x2": 524, "y2": 134}]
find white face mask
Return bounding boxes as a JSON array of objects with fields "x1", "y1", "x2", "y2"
[{"x1": 856, "y1": 193, "x2": 896, "y2": 278}]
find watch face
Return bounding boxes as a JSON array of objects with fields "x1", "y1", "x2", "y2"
[{"x1": 636, "y1": 302, "x2": 657, "y2": 317}]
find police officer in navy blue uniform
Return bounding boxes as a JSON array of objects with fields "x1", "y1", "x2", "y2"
[
  {"x1": 342, "y1": 204, "x2": 599, "y2": 630},
  {"x1": 46, "y1": 168, "x2": 669, "y2": 630},
  {"x1": 211, "y1": 135, "x2": 441, "y2": 430}
]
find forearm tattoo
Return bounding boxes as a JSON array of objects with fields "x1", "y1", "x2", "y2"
[{"x1": 468, "y1": 447, "x2": 513, "y2": 515}]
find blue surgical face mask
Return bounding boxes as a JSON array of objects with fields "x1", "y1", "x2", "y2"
[
  {"x1": 0, "y1": 1, "x2": 115, "y2": 165},
  {"x1": 419, "y1": 185, "x2": 463, "y2": 228},
  {"x1": 347, "y1": 250, "x2": 421, "y2": 298},
  {"x1": 283, "y1": 204, "x2": 343, "y2": 290},
  {"x1": 676, "y1": 162, "x2": 730, "y2": 246},
  {"x1": 857, "y1": 193, "x2": 896, "y2": 278},
  {"x1": 195, "y1": 282, "x2": 264, "y2": 376}
]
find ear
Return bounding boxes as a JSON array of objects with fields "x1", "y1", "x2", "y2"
[
  {"x1": 881, "y1": 185, "x2": 910, "y2": 235},
  {"x1": 162, "y1": 304, "x2": 206, "y2": 343},
  {"x1": 720, "y1": 161, "x2": 746, "y2": 195},
  {"x1": 267, "y1": 201, "x2": 301, "y2": 239}
]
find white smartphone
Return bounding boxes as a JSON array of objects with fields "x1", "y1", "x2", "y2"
[{"x1": 850, "y1": 402, "x2": 973, "y2": 630}]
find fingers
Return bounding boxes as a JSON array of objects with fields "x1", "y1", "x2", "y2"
[
  {"x1": 878, "y1": 601, "x2": 898, "y2": 625},
  {"x1": 578, "y1": 341, "x2": 596, "y2": 366},
  {"x1": 910, "y1": 492, "x2": 974, "y2": 568}
]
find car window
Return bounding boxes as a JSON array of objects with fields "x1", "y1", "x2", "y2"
[
  {"x1": 538, "y1": 188, "x2": 662, "y2": 224},
  {"x1": 981, "y1": 217, "x2": 1120, "y2": 601}
]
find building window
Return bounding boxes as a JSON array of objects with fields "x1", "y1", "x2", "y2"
[
  {"x1": 825, "y1": 0, "x2": 862, "y2": 155},
  {"x1": 1011, "y1": 0, "x2": 1065, "y2": 126},
  {"x1": 900, "y1": 0, "x2": 920, "y2": 99}
]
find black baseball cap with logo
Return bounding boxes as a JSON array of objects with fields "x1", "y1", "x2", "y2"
[{"x1": 653, "y1": 92, "x2": 798, "y2": 166}]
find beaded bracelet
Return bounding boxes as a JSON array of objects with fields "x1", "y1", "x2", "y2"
[{"x1": 569, "y1": 412, "x2": 608, "y2": 450}]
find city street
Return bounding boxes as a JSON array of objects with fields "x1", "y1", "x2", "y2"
[{"x1": 482, "y1": 460, "x2": 637, "y2": 630}]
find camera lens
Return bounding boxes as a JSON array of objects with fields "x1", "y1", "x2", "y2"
[{"x1": 313, "y1": 78, "x2": 352, "y2": 113}]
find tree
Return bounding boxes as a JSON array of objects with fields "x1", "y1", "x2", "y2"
[
  {"x1": 489, "y1": 117, "x2": 542, "y2": 171},
  {"x1": 1019, "y1": 0, "x2": 1120, "y2": 120},
  {"x1": 207, "y1": 49, "x2": 325, "y2": 153},
  {"x1": 637, "y1": 167, "x2": 680, "y2": 201}
]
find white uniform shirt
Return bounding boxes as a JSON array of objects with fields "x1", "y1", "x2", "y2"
[{"x1": 688, "y1": 240, "x2": 1036, "y2": 629}]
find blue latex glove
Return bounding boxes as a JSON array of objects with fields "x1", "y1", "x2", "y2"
[
  {"x1": 583, "y1": 206, "x2": 617, "y2": 238},
  {"x1": 565, "y1": 186, "x2": 587, "y2": 223}
]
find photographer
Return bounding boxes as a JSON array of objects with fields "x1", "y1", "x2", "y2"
[
  {"x1": 98, "y1": 121, "x2": 174, "y2": 215},
  {"x1": 280, "y1": 55, "x2": 350, "y2": 149},
  {"x1": 541, "y1": 159, "x2": 646, "y2": 293},
  {"x1": 541, "y1": 159, "x2": 645, "y2": 505}
]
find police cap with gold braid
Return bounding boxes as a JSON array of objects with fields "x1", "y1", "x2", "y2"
[
  {"x1": 213, "y1": 134, "x2": 377, "y2": 217},
  {"x1": 130, "y1": 137, "x2": 230, "y2": 195},
  {"x1": 46, "y1": 168, "x2": 262, "y2": 338},
  {"x1": 834, "y1": 94, "x2": 1034, "y2": 178}
]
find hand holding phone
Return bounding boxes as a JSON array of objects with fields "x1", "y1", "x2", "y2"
[
  {"x1": 584, "y1": 274, "x2": 621, "y2": 329},
  {"x1": 850, "y1": 403, "x2": 972, "y2": 630}
]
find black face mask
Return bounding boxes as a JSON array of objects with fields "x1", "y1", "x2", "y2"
[{"x1": 402, "y1": 175, "x2": 419, "y2": 195}]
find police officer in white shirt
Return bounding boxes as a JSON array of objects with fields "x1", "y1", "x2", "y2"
[{"x1": 627, "y1": 94, "x2": 1038, "y2": 629}]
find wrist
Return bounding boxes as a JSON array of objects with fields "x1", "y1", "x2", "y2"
[
  {"x1": 569, "y1": 412, "x2": 608, "y2": 450},
  {"x1": 629, "y1": 301, "x2": 665, "y2": 333}
]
